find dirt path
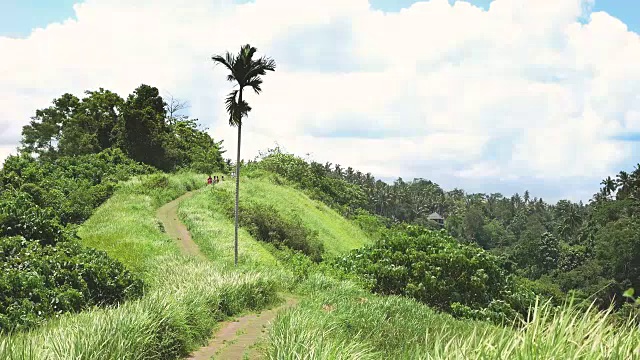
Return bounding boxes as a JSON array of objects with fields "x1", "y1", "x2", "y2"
[
  {"x1": 156, "y1": 190, "x2": 297, "y2": 359},
  {"x1": 156, "y1": 191, "x2": 205, "y2": 259},
  {"x1": 186, "y1": 296, "x2": 298, "y2": 360}
]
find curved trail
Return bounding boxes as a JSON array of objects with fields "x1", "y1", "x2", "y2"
[
  {"x1": 157, "y1": 191, "x2": 204, "y2": 259},
  {"x1": 156, "y1": 189, "x2": 296, "y2": 360}
]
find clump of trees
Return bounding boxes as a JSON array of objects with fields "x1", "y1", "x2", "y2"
[
  {"x1": 21, "y1": 84, "x2": 228, "y2": 174},
  {"x1": 0, "y1": 150, "x2": 151, "y2": 332},
  {"x1": 0, "y1": 236, "x2": 142, "y2": 331}
]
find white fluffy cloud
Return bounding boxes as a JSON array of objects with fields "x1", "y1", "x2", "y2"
[{"x1": 1, "y1": 0, "x2": 639, "y2": 201}]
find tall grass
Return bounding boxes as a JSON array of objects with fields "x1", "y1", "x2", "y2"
[
  {"x1": 0, "y1": 173, "x2": 284, "y2": 359},
  {"x1": 267, "y1": 274, "x2": 640, "y2": 359},
  {"x1": 0, "y1": 256, "x2": 280, "y2": 360}
]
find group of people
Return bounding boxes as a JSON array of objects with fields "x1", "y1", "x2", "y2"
[{"x1": 207, "y1": 175, "x2": 224, "y2": 185}]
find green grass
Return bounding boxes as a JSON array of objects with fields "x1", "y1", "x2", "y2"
[
  {"x1": 0, "y1": 173, "x2": 284, "y2": 359},
  {"x1": 209, "y1": 176, "x2": 372, "y2": 256},
  {"x1": 178, "y1": 185, "x2": 279, "y2": 267},
  {"x1": 77, "y1": 173, "x2": 203, "y2": 280},
  {"x1": 267, "y1": 273, "x2": 640, "y2": 359}
]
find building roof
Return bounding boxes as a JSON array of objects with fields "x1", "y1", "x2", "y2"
[{"x1": 427, "y1": 212, "x2": 444, "y2": 220}]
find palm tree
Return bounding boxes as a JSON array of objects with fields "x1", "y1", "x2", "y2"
[
  {"x1": 211, "y1": 44, "x2": 276, "y2": 266},
  {"x1": 616, "y1": 171, "x2": 632, "y2": 199},
  {"x1": 600, "y1": 176, "x2": 616, "y2": 198},
  {"x1": 559, "y1": 205, "x2": 582, "y2": 241}
]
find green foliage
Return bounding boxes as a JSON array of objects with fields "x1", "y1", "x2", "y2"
[
  {"x1": 211, "y1": 44, "x2": 276, "y2": 127},
  {"x1": 0, "y1": 173, "x2": 281, "y2": 359},
  {"x1": 19, "y1": 85, "x2": 228, "y2": 173},
  {"x1": 166, "y1": 119, "x2": 227, "y2": 174},
  {"x1": 248, "y1": 149, "x2": 640, "y2": 318},
  {"x1": 0, "y1": 148, "x2": 155, "y2": 227},
  {"x1": 350, "y1": 209, "x2": 391, "y2": 240},
  {"x1": 595, "y1": 217, "x2": 640, "y2": 285},
  {"x1": 0, "y1": 191, "x2": 65, "y2": 246},
  {"x1": 0, "y1": 236, "x2": 142, "y2": 332},
  {"x1": 0, "y1": 149, "x2": 155, "y2": 332},
  {"x1": 210, "y1": 188, "x2": 325, "y2": 261},
  {"x1": 333, "y1": 225, "x2": 533, "y2": 324}
]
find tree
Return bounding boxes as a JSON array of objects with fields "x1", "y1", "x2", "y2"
[
  {"x1": 600, "y1": 176, "x2": 617, "y2": 198},
  {"x1": 211, "y1": 44, "x2": 276, "y2": 265},
  {"x1": 114, "y1": 85, "x2": 170, "y2": 170},
  {"x1": 616, "y1": 171, "x2": 632, "y2": 200},
  {"x1": 595, "y1": 217, "x2": 640, "y2": 290},
  {"x1": 165, "y1": 93, "x2": 190, "y2": 125}
]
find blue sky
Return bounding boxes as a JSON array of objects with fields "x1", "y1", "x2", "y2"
[{"x1": 2, "y1": 0, "x2": 640, "y2": 37}]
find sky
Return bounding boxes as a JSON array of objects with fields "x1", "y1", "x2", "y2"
[{"x1": 1, "y1": 0, "x2": 639, "y2": 202}]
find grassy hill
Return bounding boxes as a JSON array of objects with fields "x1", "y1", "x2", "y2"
[
  {"x1": 0, "y1": 173, "x2": 284, "y2": 359},
  {"x1": 178, "y1": 175, "x2": 372, "y2": 264}
]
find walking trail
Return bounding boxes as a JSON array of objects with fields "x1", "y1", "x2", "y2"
[{"x1": 157, "y1": 190, "x2": 298, "y2": 360}]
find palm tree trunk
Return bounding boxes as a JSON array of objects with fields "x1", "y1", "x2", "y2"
[{"x1": 234, "y1": 89, "x2": 243, "y2": 266}]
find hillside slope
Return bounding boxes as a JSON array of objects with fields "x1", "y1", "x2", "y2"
[
  {"x1": 0, "y1": 174, "x2": 283, "y2": 360},
  {"x1": 179, "y1": 175, "x2": 371, "y2": 260}
]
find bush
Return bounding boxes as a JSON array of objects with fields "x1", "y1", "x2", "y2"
[
  {"x1": 143, "y1": 174, "x2": 170, "y2": 190},
  {"x1": 333, "y1": 225, "x2": 533, "y2": 324},
  {"x1": 0, "y1": 149, "x2": 155, "y2": 228},
  {"x1": 0, "y1": 191, "x2": 65, "y2": 246},
  {"x1": 0, "y1": 236, "x2": 143, "y2": 332}
]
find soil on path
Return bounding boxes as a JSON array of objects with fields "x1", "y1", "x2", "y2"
[
  {"x1": 187, "y1": 296, "x2": 298, "y2": 360},
  {"x1": 156, "y1": 191, "x2": 205, "y2": 259},
  {"x1": 156, "y1": 190, "x2": 297, "y2": 359}
]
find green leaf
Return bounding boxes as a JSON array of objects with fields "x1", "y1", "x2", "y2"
[{"x1": 623, "y1": 288, "x2": 634, "y2": 298}]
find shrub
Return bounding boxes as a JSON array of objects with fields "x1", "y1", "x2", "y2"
[
  {"x1": 333, "y1": 225, "x2": 533, "y2": 323},
  {"x1": 0, "y1": 191, "x2": 65, "y2": 246},
  {"x1": 143, "y1": 174, "x2": 170, "y2": 190},
  {"x1": 0, "y1": 149, "x2": 156, "y2": 228},
  {"x1": 0, "y1": 236, "x2": 143, "y2": 332}
]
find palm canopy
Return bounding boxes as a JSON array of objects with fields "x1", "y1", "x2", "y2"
[{"x1": 211, "y1": 44, "x2": 276, "y2": 126}]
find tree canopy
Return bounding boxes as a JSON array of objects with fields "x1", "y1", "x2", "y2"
[{"x1": 21, "y1": 84, "x2": 228, "y2": 173}]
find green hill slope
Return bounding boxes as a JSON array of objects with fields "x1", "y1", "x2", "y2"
[
  {"x1": 178, "y1": 175, "x2": 372, "y2": 262},
  {"x1": 0, "y1": 174, "x2": 283, "y2": 359}
]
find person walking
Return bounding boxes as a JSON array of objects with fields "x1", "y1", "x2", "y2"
[{"x1": 207, "y1": 175, "x2": 213, "y2": 185}]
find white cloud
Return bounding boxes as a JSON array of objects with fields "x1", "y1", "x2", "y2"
[{"x1": 1, "y1": 0, "x2": 639, "y2": 201}]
